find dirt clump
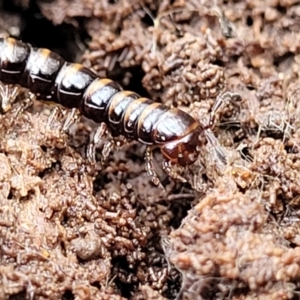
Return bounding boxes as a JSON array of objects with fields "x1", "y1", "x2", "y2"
[{"x1": 167, "y1": 188, "x2": 300, "y2": 299}]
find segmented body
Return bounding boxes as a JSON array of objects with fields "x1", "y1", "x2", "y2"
[{"x1": 0, "y1": 37, "x2": 203, "y2": 184}]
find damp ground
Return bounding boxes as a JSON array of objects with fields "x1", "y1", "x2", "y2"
[{"x1": 1, "y1": 0, "x2": 300, "y2": 299}]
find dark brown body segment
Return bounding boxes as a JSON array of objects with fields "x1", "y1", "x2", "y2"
[
  {"x1": 152, "y1": 109, "x2": 200, "y2": 144},
  {"x1": 136, "y1": 103, "x2": 169, "y2": 145},
  {"x1": 55, "y1": 63, "x2": 98, "y2": 108},
  {"x1": 0, "y1": 38, "x2": 31, "y2": 84},
  {"x1": 20, "y1": 48, "x2": 65, "y2": 100},
  {"x1": 82, "y1": 78, "x2": 123, "y2": 123},
  {"x1": 107, "y1": 90, "x2": 138, "y2": 134},
  {"x1": 122, "y1": 97, "x2": 153, "y2": 139}
]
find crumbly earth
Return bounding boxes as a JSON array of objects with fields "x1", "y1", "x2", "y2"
[{"x1": 1, "y1": 0, "x2": 300, "y2": 299}]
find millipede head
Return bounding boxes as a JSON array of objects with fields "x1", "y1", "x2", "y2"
[{"x1": 160, "y1": 125, "x2": 202, "y2": 166}]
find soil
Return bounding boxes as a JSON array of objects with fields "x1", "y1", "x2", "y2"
[{"x1": 1, "y1": 0, "x2": 300, "y2": 299}]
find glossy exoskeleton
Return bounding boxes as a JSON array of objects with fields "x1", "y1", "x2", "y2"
[{"x1": 0, "y1": 37, "x2": 232, "y2": 186}]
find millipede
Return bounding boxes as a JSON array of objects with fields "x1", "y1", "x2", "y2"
[{"x1": 0, "y1": 37, "x2": 238, "y2": 186}]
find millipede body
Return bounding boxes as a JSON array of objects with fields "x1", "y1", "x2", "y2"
[{"x1": 0, "y1": 37, "x2": 204, "y2": 184}]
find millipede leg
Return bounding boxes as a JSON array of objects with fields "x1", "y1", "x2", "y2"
[
  {"x1": 162, "y1": 160, "x2": 187, "y2": 183},
  {"x1": 62, "y1": 108, "x2": 80, "y2": 132},
  {"x1": 47, "y1": 106, "x2": 61, "y2": 129},
  {"x1": 111, "y1": 135, "x2": 127, "y2": 150},
  {"x1": 209, "y1": 91, "x2": 241, "y2": 127},
  {"x1": 0, "y1": 83, "x2": 19, "y2": 113},
  {"x1": 145, "y1": 147, "x2": 163, "y2": 188},
  {"x1": 86, "y1": 123, "x2": 108, "y2": 163},
  {"x1": 101, "y1": 141, "x2": 114, "y2": 164},
  {"x1": 205, "y1": 128, "x2": 227, "y2": 165},
  {"x1": 12, "y1": 92, "x2": 35, "y2": 118}
]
